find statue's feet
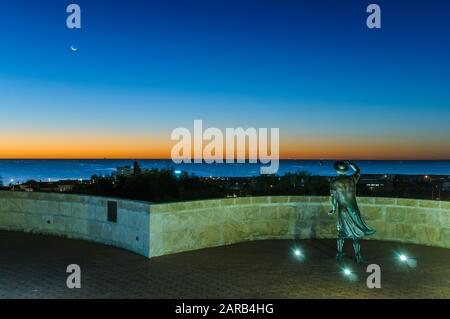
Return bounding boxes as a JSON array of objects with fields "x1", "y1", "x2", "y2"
[
  {"x1": 336, "y1": 253, "x2": 343, "y2": 262},
  {"x1": 355, "y1": 254, "x2": 364, "y2": 264}
]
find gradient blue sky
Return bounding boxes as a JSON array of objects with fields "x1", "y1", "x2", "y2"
[{"x1": 0, "y1": 0, "x2": 449, "y2": 159}]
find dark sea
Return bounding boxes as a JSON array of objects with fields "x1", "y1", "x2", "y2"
[{"x1": 1, "y1": 160, "x2": 450, "y2": 184}]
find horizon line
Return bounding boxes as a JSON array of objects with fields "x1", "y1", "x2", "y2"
[{"x1": 0, "y1": 158, "x2": 450, "y2": 161}]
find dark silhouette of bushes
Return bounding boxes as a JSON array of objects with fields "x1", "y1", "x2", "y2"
[{"x1": 70, "y1": 169, "x2": 329, "y2": 203}]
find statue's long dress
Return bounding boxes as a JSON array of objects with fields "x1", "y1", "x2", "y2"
[{"x1": 331, "y1": 174, "x2": 376, "y2": 240}]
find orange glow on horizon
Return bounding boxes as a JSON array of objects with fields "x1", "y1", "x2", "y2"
[{"x1": 0, "y1": 133, "x2": 448, "y2": 160}]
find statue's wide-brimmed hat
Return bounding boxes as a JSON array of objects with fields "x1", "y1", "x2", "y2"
[{"x1": 334, "y1": 161, "x2": 349, "y2": 174}]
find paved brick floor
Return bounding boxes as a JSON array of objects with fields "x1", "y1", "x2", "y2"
[{"x1": 0, "y1": 231, "x2": 449, "y2": 298}]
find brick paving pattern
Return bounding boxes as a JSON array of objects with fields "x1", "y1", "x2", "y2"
[{"x1": 0, "y1": 231, "x2": 449, "y2": 298}]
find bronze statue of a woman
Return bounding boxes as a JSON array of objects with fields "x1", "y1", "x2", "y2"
[{"x1": 328, "y1": 161, "x2": 375, "y2": 263}]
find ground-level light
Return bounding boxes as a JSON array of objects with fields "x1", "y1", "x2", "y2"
[{"x1": 291, "y1": 247, "x2": 304, "y2": 261}]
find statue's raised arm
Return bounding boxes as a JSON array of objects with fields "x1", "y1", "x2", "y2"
[{"x1": 346, "y1": 161, "x2": 360, "y2": 182}]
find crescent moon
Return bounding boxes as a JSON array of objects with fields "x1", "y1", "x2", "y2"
[{"x1": 70, "y1": 45, "x2": 78, "y2": 51}]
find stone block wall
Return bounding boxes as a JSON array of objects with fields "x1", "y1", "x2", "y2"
[
  {"x1": 149, "y1": 196, "x2": 450, "y2": 257},
  {"x1": 1, "y1": 191, "x2": 448, "y2": 259},
  {"x1": 0, "y1": 191, "x2": 150, "y2": 256}
]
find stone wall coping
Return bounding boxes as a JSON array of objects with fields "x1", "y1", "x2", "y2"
[
  {"x1": 149, "y1": 195, "x2": 448, "y2": 213},
  {"x1": 0, "y1": 191, "x2": 151, "y2": 211},
  {"x1": 2, "y1": 191, "x2": 447, "y2": 216}
]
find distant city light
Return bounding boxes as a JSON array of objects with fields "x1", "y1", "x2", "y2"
[
  {"x1": 174, "y1": 170, "x2": 181, "y2": 175},
  {"x1": 294, "y1": 249, "x2": 301, "y2": 256},
  {"x1": 399, "y1": 254, "x2": 408, "y2": 262},
  {"x1": 343, "y1": 268, "x2": 352, "y2": 276}
]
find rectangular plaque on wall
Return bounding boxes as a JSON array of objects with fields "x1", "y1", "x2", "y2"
[{"x1": 107, "y1": 201, "x2": 117, "y2": 223}]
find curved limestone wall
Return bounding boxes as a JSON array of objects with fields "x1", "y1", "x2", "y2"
[
  {"x1": 1, "y1": 192, "x2": 449, "y2": 258},
  {"x1": 0, "y1": 191, "x2": 150, "y2": 256},
  {"x1": 149, "y1": 196, "x2": 450, "y2": 257}
]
